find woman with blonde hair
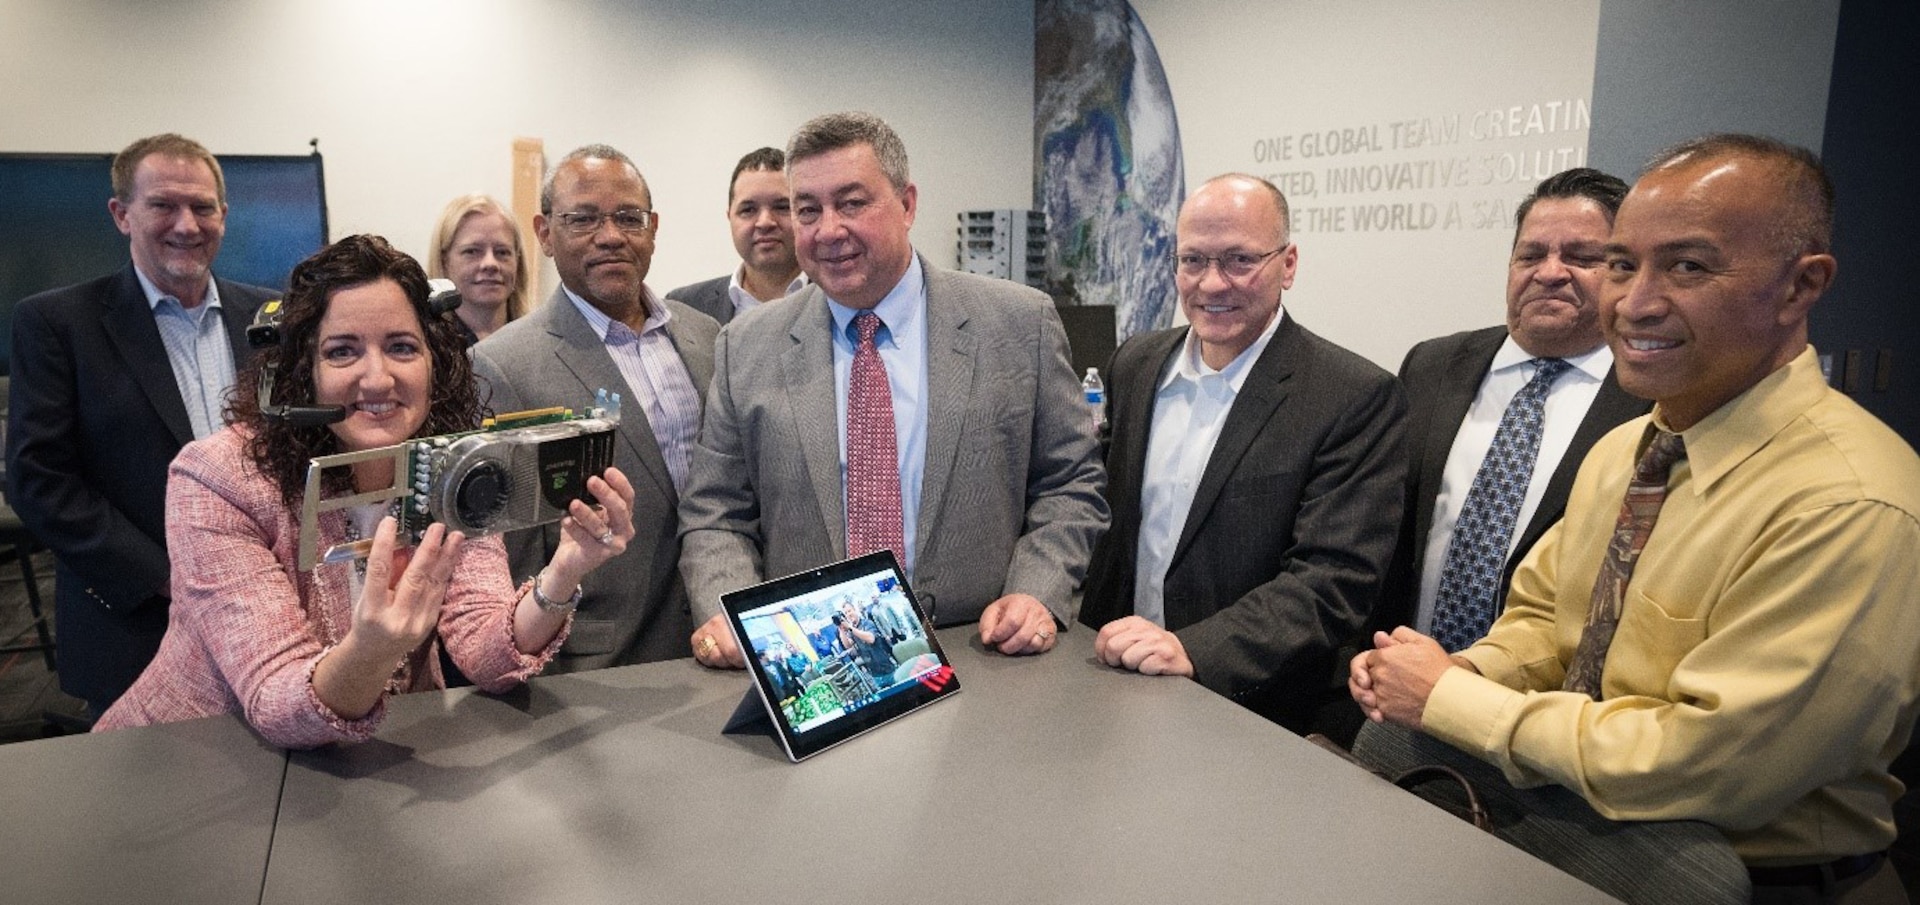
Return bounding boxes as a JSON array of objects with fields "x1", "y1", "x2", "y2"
[{"x1": 427, "y1": 193, "x2": 529, "y2": 343}]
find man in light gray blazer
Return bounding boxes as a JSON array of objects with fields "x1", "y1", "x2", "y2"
[
  {"x1": 472, "y1": 144, "x2": 720, "y2": 670},
  {"x1": 680, "y1": 112, "x2": 1107, "y2": 668}
]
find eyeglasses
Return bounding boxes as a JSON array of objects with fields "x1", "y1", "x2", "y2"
[
  {"x1": 551, "y1": 209, "x2": 655, "y2": 236},
  {"x1": 1173, "y1": 246, "x2": 1287, "y2": 279}
]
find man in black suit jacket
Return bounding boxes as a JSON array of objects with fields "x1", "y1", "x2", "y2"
[
  {"x1": 665, "y1": 147, "x2": 805, "y2": 324},
  {"x1": 1375, "y1": 168, "x2": 1647, "y2": 645},
  {"x1": 1080, "y1": 174, "x2": 1406, "y2": 732},
  {"x1": 6, "y1": 134, "x2": 274, "y2": 716}
]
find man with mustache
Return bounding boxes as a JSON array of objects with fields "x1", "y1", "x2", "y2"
[
  {"x1": 1353, "y1": 135, "x2": 1920, "y2": 903},
  {"x1": 471, "y1": 145, "x2": 720, "y2": 671},
  {"x1": 1373, "y1": 169, "x2": 1648, "y2": 666}
]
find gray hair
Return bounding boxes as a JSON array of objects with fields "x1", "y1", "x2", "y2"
[
  {"x1": 540, "y1": 144, "x2": 648, "y2": 214},
  {"x1": 786, "y1": 112, "x2": 910, "y2": 194}
]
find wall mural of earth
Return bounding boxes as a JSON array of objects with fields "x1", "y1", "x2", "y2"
[{"x1": 1034, "y1": 0, "x2": 1184, "y2": 342}]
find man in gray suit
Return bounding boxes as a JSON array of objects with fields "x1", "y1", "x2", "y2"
[
  {"x1": 666, "y1": 147, "x2": 806, "y2": 324},
  {"x1": 1077, "y1": 173, "x2": 1406, "y2": 733},
  {"x1": 680, "y1": 111, "x2": 1107, "y2": 668},
  {"x1": 471, "y1": 145, "x2": 720, "y2": 670}
]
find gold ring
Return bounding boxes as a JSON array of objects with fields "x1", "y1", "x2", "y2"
[{"x1": 698, "y1": 636, "x2": 718, "y2": 655}]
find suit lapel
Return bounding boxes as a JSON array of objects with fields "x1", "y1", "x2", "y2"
[
  {"x1": 783, "y1": 291, "x2": 847, "y2": 552},
  {"x1": 1417, "y1": 329, "x2": 1504, "y2": 510},
  {"x1": 541, "y1": 289, "x2": 678, "y2": 504},
  {"x1": 664, "y1": 306, "x2": 714, "y2": 400},
  {"x1": 1170, "y1": 316, "x2": 1299, "y2": 562},
  {"x1": 1413, "y1": 328, "x2": 1512, "y2": 541},
  {"x1": 915, "y1": 266, "x2": 976, "y2": 564},
  {"x1": 1111, "y1": 328, "x2": 1183, "y2": 520},
  {"x1": 99, "y1": 266, "x2": 196, "y2": 447}
]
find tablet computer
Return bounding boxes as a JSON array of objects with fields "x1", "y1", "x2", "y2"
[{"x1": 719, "y1": 550, "x2": 958, "y2": 762}]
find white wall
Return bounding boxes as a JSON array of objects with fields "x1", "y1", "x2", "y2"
[
  {"x1": 0, "y1": 0, "x2": 1035, "y2": 295},
  {"x1": 1131, "y1": 0, "x2": 1600, "y2": 368}
]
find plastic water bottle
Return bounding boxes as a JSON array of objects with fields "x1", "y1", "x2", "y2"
[{"x1": 1081, "y1": 367, "x2": 1107, "y2": 438}]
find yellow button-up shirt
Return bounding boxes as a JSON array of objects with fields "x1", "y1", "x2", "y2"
[{"x1": 1424, "y1": 348, "x2": 1920, "y2": 865}]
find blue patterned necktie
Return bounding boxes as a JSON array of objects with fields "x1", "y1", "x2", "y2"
[{"x1": 1430, "y1": 358, "x2": 1572, "y2": 652}]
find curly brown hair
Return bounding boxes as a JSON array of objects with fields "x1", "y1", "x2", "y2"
[{"x1": 227, "y1": 234, "x2": 487, "y2": 509}]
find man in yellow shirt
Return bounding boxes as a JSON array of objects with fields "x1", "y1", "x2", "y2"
[{"x1": 1352, "y1": 134, "x2": 1920, "y2": 903}]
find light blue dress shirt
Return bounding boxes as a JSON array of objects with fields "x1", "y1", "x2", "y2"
[
  {"x1": 137, "y1": 268, "x2": 236, "y2": 440},
  {"x1": 826, "y1": 255, "x2": 930, "y2": 578}
]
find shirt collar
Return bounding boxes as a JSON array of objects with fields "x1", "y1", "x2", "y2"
[
  {"x1": 1160, "y1": 304, "x2": 1286, "y2": 394},
  {"x1": 1656, "y1": 346, "x2": 1827, "y2": 496},
  {"x1": 1490, "y1": 335, "x2": 1613, "y2": 382},
  {"x1": 564, "y1": 283, "x2": 670, "y2": 341},
  {"x1": 136, "y1": 266, "x2": 221, "y2": 313},
  {"x1": 827, "y1": 254, "x2": 925, "y2": 349},
  {"x1": 728, "y1": 265, "x2": 808, "y2": 308}
]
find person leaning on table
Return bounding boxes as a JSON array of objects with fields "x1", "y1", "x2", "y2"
[
  {"x1": 93, "y1": 234, "x2": 639, "y2": 749},
  {"x1": 1351, "y1": 134, "x2": 1920, "y2": 904}
]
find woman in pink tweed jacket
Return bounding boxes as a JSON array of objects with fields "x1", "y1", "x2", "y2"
[{"x1": 95, "y1": 235, "x2": 636, "y2": 748}]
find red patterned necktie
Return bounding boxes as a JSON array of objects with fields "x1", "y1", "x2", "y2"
[
  {"x1": 845, "y1": 311, "x2": 904, "y2": 559},
  {"x1": 1563, "y1": 428, "x2": 1688, "y2": 698}
]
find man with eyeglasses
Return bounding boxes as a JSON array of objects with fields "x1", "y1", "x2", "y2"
[
  {"x1": 471, "y1": 144, "x2": 720, "y2": 671},
  {"x1": 678, "y1": 111, "x2": 1107, "y2": 668},
  {"x1": 1078, "y1": 173, "x2": 1406, "y2": 734}
]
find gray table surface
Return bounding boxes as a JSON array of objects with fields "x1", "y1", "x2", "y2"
[
  {"x1": 268, "y1": 628, "x2": 1619, "y2": 904},
  {"x1": 0, "y1": 710, "x2": 287, "y2": 905}
]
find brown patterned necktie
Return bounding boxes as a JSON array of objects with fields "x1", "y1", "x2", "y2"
[{"x1": 1563, "y1": 428, "x2": 1688, "y2": 698}]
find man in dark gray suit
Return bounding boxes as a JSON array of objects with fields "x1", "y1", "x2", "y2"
[
  {"x1": 665, "y1": 147, "x2": 806, "y2": 324},
  {"x1": 471, "y1": 145, "x2": 720, "y2": 670},
  {"x1": 1077, "y1": 173, "x2": 1406, "y2": 733},
  {"x1": 680, "y1": 111, "x2": 1107, "y2": 668},
  {"x1": 1375, "y1": 169, "x2": 1647, "y2": 651},
  {"x1": 7, "y1": 133, "x2": 274, "y2": 717}
]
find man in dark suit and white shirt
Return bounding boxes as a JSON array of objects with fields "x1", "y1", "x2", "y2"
[
  {"x1": 1377, "y1": 168, "x2": 1648, "y2": 652},
  {"x1": 6, "y1": 133, "x2": 274, "y2": 717},
  {"x1": 1077, "y1": 173, "x2": 1406, "y2": 732},
  {"x1": 470, "y1": 144, "x2": 720, "y2": 670},
  {"x1": 679, "y1": 111, "x2": 1108, "y2": 668},
  {"x1": 665, "y1": 147, "x2": 806, "y2": 325}
]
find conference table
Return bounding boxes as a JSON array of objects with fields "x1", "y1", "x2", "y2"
[{"x1": 6, "y1": 628, "x2": 1618, "y2": 904}]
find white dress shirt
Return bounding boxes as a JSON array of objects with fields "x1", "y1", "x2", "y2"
[
  {"x1": 726, "y1": 266, "x2": 807, "y2": 319},
  {"x1": 1133, "y1": 308, "x2": 1286, "y2": 625},
  {"x1": 1413, "y1": 338, "x2": 1611, "y2": 632}
]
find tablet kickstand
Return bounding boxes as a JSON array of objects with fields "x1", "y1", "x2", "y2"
[{"x1": 722, "y1": 687, "x2": 775, "y2": 735}]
